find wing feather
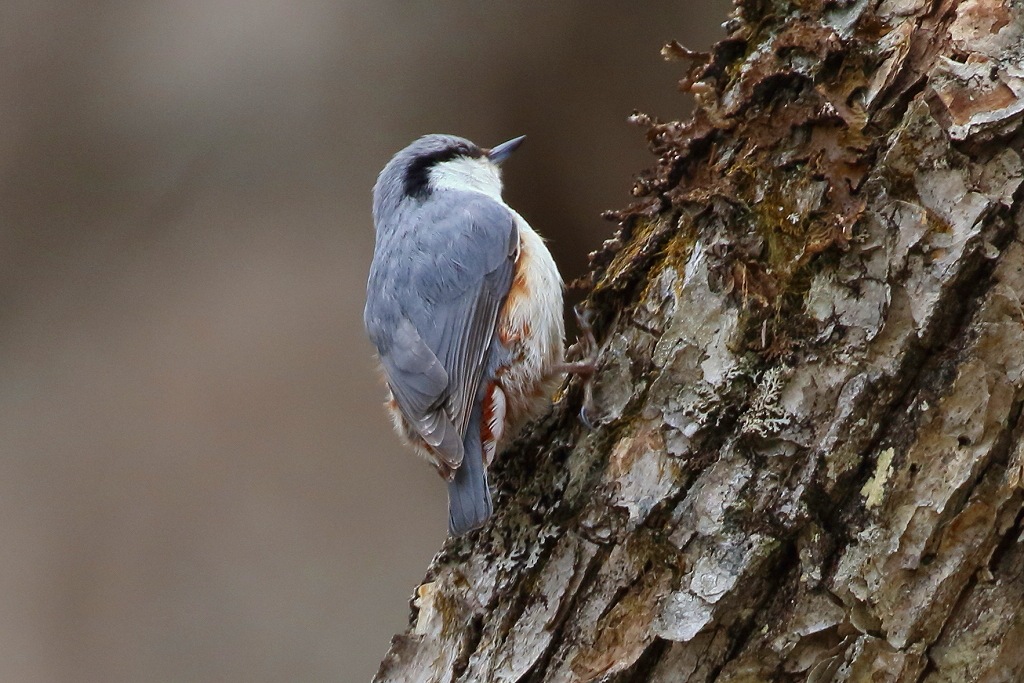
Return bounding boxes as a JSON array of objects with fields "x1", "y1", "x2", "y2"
[{"x1": 364, "y1": 191, "x2": 518, "y2": 469}]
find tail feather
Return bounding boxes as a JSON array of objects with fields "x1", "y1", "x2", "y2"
[{"x1": 447, "y1": 405, "x2": 492, "y2": 535}]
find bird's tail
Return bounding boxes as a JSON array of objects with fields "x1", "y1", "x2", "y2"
[{"x1": 447, "y1": 405, "x2": 492, "y2": 536}]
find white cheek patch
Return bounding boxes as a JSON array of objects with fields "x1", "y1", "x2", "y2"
[{"x1": 429, "y1": 157, "x2": 504, "y2": 201}]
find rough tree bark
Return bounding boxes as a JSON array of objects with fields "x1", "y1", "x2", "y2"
[{"x1": 374, "y1": 1, "x2": 1024, "y2": 681}]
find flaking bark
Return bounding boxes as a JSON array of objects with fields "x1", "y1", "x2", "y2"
[{"x1": 375, "y1": 1, "x2": 1024, "y2": 681}]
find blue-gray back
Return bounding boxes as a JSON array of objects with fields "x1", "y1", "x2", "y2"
[{"x1": 365, "y1": 189, "x2": 518, "y2": 468}]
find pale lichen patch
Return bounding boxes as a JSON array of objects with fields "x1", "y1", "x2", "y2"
[
  {"x1": 739, "y1": 365, "x2": 793, "y2": 439},
  {"x1": 861, "y1": 447, "x2": 896, "y2": 509}
]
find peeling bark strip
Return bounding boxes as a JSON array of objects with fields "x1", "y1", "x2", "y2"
[{"x1": 375, "y1": 1, "x2": 1024, "y2": 682}]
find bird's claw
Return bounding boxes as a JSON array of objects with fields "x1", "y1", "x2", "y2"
[
  {"x1": 572, "y1": 304, "x2": 597, "y2": 360},
  {"x1": 578, "y1": 397, "x2": 595, "y2": 430},
  {"x1": 567, "y1": 303, "x2": 598, "y2": 428}
]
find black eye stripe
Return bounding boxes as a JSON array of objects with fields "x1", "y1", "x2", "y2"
[{"x1": 403, "y1": 144, "x2": 483, "y2": 199}]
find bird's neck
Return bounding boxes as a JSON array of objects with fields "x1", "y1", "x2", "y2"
[{"x1": 429, "y1": 157, "x2": 504, "y2": 202}]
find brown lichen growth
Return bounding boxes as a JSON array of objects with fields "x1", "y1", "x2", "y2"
[{"x1": 585, "y1": 5, "x2": 881, "y2": 363}]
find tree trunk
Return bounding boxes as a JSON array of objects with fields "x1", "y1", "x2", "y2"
[{"x1": 374, "y1": 1, "x2": 1024, "y2": 681}]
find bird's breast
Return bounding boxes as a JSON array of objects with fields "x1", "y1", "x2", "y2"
[{"x1": 495, "y1": 213, "x2": 565, "y2": 438}]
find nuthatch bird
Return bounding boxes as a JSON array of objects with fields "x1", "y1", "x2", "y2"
[{"x1": 365, "y1": 134, "x2": 594, "y2": 535}]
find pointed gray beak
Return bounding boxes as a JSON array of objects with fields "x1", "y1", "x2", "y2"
[{"x1": 487, "y1": 135, "x2": 526, "y2": 165}]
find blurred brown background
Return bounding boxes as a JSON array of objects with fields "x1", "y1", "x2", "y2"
[{"x1": 0, "y1": 3, "x2": 728, "y2": 681}]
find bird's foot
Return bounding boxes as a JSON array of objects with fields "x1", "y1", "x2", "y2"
[{"x1": 555, "y1": 304, "x2": 599, "y2": 428}]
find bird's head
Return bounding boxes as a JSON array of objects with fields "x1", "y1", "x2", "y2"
[{"x1": 373, "y1": 134, "x2": 526, "y2": 224}]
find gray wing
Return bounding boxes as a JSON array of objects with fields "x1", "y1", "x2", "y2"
[{"x1": 364, "y1": 192, "x2": 518, "y2": 469}]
